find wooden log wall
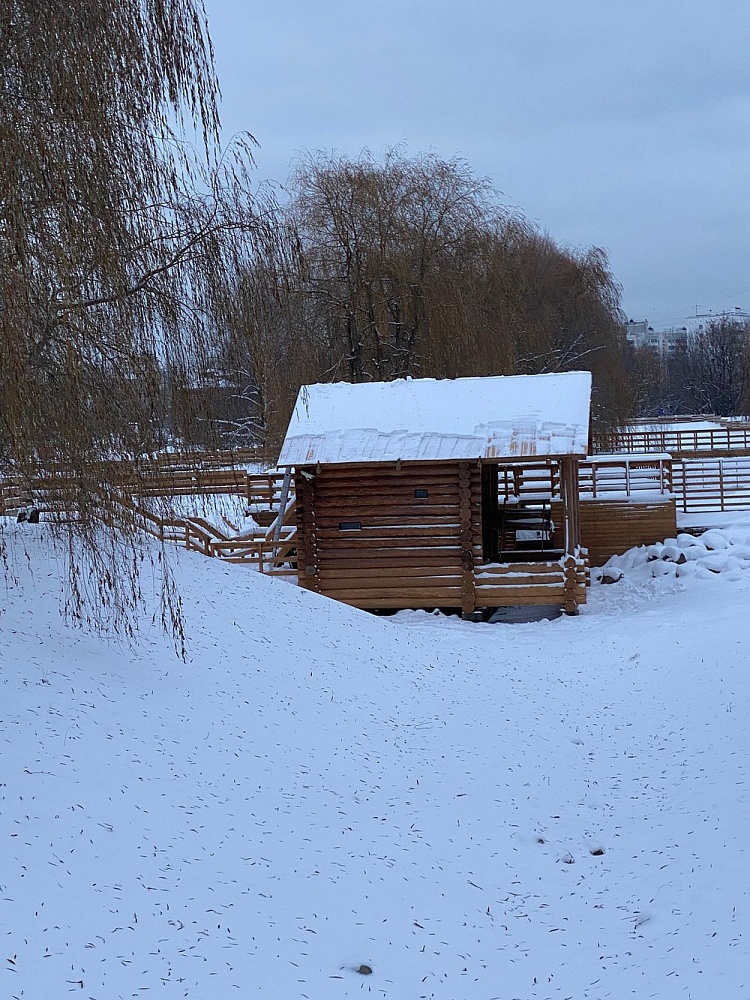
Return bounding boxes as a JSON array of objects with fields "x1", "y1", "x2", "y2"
[
  {"x1": 294, "y1": 461, "x2": 587, "y2": 613},
  {"x1": 294, "y1": 471, "x2": 319, "y2": 591},
  {"x1": 474, "y1": 556, "x2": 586, "y2": 610},
  {"x1": 295, "y1": 462, "x2": 482, "y2": 610}
]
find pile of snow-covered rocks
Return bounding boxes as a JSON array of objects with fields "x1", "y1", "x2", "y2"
[{"x1": 593, "y1": 524, "x2": 750, "y2": 586}]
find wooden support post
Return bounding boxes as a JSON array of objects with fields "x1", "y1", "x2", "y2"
[
  {"x1": 458, "y1": 462, "x2": 475, "y2": 615},
  {"x1": 560, "y1": 457, "x2": 581, "y2": 556},
  {"x1": 680, "y1": 460, "x2": 688, "y2": 513},
  {"x1": 480, "y1": 463, "x2": 498, "y2": 562},
  {"x1": 294, "y1": 471, "x2": 319, "y2": 592}
]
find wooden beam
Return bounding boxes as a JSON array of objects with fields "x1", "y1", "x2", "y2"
[{"x1": 458, "y1": 461, "x2": 476, "y2": 615}]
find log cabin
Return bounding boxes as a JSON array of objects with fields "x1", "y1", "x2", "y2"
[{"x1": 277, "y1": 372, "x2": 592, "y2": 616}]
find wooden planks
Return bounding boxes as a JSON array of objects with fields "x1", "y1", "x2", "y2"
[
  {"x1": 474, "y1": 552, "x2": 587, "y2": 612},
  {"x1": 298, "y1": 461, "x2": 470, "y2": 608},
  {"x1": 581, "y1": 498, "x2": 677, "y2": 567}
]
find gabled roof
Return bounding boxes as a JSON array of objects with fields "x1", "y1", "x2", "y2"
[{"x1": 278, "y1": 371, "x2": 592, "y2": 466}]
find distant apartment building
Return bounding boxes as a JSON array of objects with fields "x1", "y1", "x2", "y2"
[
  {"x1": 625, "y1": 307, "x2": 748, "y2": 355},
  {"x1": 625, "y1": 319, "x2": 687, "y2": 355},
  {"x1": 684, "y1": 307, "x2": 750, "y2": 336}
]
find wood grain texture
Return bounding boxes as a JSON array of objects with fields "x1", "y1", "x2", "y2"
[{"x1": 581, "y1": 498, "x2": 677, "y2": 567}]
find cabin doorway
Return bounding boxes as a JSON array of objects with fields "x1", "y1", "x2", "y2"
[{"x1": 480, "y1": 463, "x2": 560, "y2": 563}]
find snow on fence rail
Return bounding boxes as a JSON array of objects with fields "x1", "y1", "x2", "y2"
[
  {"x1": 671, "y1": 457, "x2": 750, "y2": 512},
  {"x1": 581, "y1": 454, "x2": 672, "y2": 499},
  {"x1": 596, "y1": 425, "x2": 750, "y2": 456},
  {"x1": 0, "y1": 469, "x2": 289, "y2": 515},
  {"x1": 2, "y1": 451, "x2": 750, "y2": 530}
]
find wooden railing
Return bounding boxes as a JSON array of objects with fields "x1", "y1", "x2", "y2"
[
  {"x1": 496, "y1": 456, "x2": 673, "y2": 502},
  {"x1": 595, "y1": 425, "x2": 750, "y2": 456},
  {"x1": 110, "y1": 494, "x2": 298, "y2": 575},
  {"x1": 4, "y1": 446, "x2": 750, "y2": 537},
  {"x1": 0, "y1": 473, "x2": 298, "y2": 578},
  {"x1": 672, "y1": 458, "x2": 750, "y2": 513},
  {"x1": 0, "y1": 469, "x2": 289, "y2": 516},
  {"x1": 580, "y1": 455, "x2": 672, "y2": 498}
]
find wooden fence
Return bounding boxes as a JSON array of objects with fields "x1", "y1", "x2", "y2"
[
  {"x1": 0, "y1": 469, "x2": 297, "y2": 578},
  {"x1": 671, "y1": 457, "x2": 750, "y2": 513},
  {"x1": 490, "y1": 455, "x2": 672, "y2": 503},
  {"x1": 580, "y1": 455, "x2": 672, "y2": 498},
  {"x1": 3, "y1": 450, "x2": 750, "y2": 556},
  {"x1": 111, "y1": 494, "x2": 298, "y2": 576},
  {"x1": 500, "y1": 454, "x2": 749, "y2": 514},
  {"x1": 0, "y1": 469, "x2": 288, "y2": 516},
  {"x1": 596, "y1": 425, "x2": 750, "y2": 457}
]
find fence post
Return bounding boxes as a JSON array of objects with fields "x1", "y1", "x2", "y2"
[
  {"x1": 719, "y1": 460, "x2": 725, "y2": 511},
  {"x1": 681, "y1": 461, "x2": 688, "y2": 512}
]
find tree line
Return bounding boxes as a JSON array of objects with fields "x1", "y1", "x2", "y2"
[
  {"x1": 184, "y1": 149, "x2": 633, "y2": 450},
  {"x1": 628, "y1": 319, "x2": 750, "y2": 418}
]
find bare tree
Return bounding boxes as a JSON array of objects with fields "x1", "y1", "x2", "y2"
[
  {"x1": 287, "y1": 149, "x2": 503, "y2": 382},
  {"x1": 0, "y1": 0, "x2": 268, "y2": 641},
  {"x1": 254, "y1": 150, "x2": 632, "y2": 438},
  {"x1": 670, "y1": 319, "x2": 750, "y2": 416}
]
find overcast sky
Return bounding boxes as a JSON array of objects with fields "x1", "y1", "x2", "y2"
[{"x1": 204, "y1": 0, "x2": 750, "y2": 329}]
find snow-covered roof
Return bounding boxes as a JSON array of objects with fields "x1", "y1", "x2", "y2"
[{"x1": 278, "y1": 372, "x2": 592, "y2": 466}]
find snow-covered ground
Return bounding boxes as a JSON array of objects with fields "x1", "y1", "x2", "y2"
[{"x1": 2, "y1": 521, "x2": 750, "y2": 999}]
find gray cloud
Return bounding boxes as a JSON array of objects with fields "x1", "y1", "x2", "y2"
[{"x1": 205, "y1": 0, "x2": 750, "y2": 326}]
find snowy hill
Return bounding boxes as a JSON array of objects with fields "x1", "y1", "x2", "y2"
[{"x1": 2, "y1": 523, "x2": 750, "y2": 999}]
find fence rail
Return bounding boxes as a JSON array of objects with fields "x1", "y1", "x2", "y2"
[
  {"x1": 3, "y1": 448, "x2": 750, "y2": 537},
  {"x1": 109, "y1": 494, "x2": 298, "y2": 575},
  {"x1": 671, "y1": 458, "x2": 750, "y2": 513},
  {"x1": 580, "y1": 455, "x2": 672, "y2": 498},
  {"x1": 496, "y1": 456, "x2": 673, "y2": 502},
  {"x1": 0, "y1": 468, "x2": 298, "y2": 577},
  {"x1": 596, "y1": 426, "x2": 750, "y2": 456},
  {"x1": 0, "y1": 470, "x2": 289, "y2": 516}
]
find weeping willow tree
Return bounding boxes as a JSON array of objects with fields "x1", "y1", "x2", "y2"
[
  {"x1": 244, "y1": 149, "x2": 631, "y2": 440},
  {"x1": 0, "y1": 0, "x2": 268, "y2": 642}
]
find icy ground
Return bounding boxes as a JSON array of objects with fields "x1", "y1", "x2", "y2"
[{"x1": 2, "y1": 522, "x2": 750, "y2": 999}]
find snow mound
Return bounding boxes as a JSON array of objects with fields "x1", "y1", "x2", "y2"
[{"x1": 592, "y1": 523, "x2": 750, "y2": 591}]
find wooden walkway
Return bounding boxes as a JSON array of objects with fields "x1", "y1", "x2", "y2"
[{"x1": 0, "y1": 465, "x2": 296, "y2": 577}]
